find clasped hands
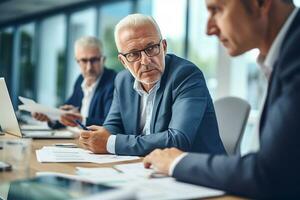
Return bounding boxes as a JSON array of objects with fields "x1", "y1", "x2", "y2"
[{"x1": 79, "y1": 125, "x2": 111, "y2": 154}]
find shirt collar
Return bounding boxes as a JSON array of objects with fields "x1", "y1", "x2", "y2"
[
  {"x1": 133, "y1": 79, "x2": 161, "y2": 96},
  {"x1": 81, "y1": 73, "x2": 102, "y2": 92},
  {"x1": 258, "y1": 8, "x2": 299, "y2": 70}
]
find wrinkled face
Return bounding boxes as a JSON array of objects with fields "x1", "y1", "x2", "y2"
[
  {"x1": 205, "y1": 0, "x2": 264, "y2": 56},
  {"x1": 117, "y1": 23, "x2": 167, "y2": 87},
  {"x1": 75, "y1": 46, "x2": 104, "y2": 83}
]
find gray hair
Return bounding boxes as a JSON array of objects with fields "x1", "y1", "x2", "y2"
[
  {"x1": 114, "y1": 13, "x2": 162, "y2": 51},
  {"x1": 74, "y1": 36, "x2": 103, "y2": 54}
]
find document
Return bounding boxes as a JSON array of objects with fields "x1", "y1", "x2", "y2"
[
  {"x1": 18, "y1": 96, "x2": 73, "y2": 120},
  {"x1": 36, "y1": 146, "x2": 140, "y2": 164},
  {"x1": 114, "y1": 162, "x2": 154, "y2": 178}
]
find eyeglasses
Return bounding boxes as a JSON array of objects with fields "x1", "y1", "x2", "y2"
[
  {"x1": 77, "y1": 56, "x2": 102, "y2": 66},
  {"x1": 119, "y1": 39, "x2": 162, "y2": 62}
]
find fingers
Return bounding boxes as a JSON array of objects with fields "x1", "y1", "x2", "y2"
[
  {"x1": 80, "y1": 131, "x2": 91, "y2": 139},
  {"x1": 59, "y1": 104, "x2": 75, "y2": 111},
  {"x1": 32, "y1": 112, "x2": 50, "y2": 122},
  {"x1": 60, "y1": 113, "x2": 82, "y2": 127}
]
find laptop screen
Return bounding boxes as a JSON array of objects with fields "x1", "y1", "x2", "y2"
[{"x1": 0, "y1": 78, "x2": 23, "y2": 137}]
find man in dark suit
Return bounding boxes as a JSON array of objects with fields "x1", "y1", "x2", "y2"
[
  {"x1": 144, "y1": 0, "x2": 300, "y2": 198},
  {"x1": 32, "y1": 36, "x2": 116, "y2": 128},
  {"x1": 78, "y1": 14, "x2": 225, "y2": 156}
]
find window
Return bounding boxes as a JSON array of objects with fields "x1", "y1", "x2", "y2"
[
  {"x1": 66, "y1": 8, "x2": 97, "y2": 97},
  {"x1": 19, "y1": 23, "x2": 36, "y2": 99},
  {"x1": 38, "y1": 15, "x2": 66, "y2": 107},
  {"x1": 188, "y1": 0, "x2": 218, "y2": 98},
  {"x1": 146, "y1": 0, "x2": 187, "y2": 57},
  {"x1": 0, "y1": 28, "x2": 13, "y2": 92},
  {"x1": 99, "y1": 1, "x2": 132, "y2": 72}
]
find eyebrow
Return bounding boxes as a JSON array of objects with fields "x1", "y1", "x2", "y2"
[{"x1": 127, "y1": 41, "x2": 157, "y2": 53}]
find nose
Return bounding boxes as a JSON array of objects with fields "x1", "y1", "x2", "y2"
[
  {"x1": 206, "y1": 17, "x2": 219, "y2": 36},
  {"x1": 140, "y1": 51, "x2": 151, "y2": 65}
]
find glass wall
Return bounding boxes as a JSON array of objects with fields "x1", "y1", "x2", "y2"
[
  {"x1": 188, "y1": 0, "x2": 218, "y2": 98},
  {"x1": 18, "y1": 23, "x2": 36, "y2": 99},
  {"x1": 38, "y1": 15, "x2": 66, "y2": 107},
  {"x1": 0, "y1": 28, "x2": 13, "y2": 92},
  {"x1": 99, "y1": 1, "x2": 132, "y2": 72},
  {"x1": 151, "y1": 0, "x2": 187, "y2": 57},
  {"x1": 66, "y1": 8, "x2": 97, "y2": 97}
]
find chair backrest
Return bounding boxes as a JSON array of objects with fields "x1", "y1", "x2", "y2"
[{"x1": 214, "y1": 96, "x2": 251, "y2": 155}]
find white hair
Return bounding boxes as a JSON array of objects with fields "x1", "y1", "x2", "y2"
[
  {"x1": 74, "y1": 36, "x2": 103, "y2": 55},
  {"x1": 114, "y1": 13, "x2": 162, "y2": 51}
]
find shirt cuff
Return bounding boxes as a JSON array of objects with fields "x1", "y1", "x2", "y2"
[
  {"x1": 168, "y1": 152, "x2": 188, "y2": 176},
  {"x1": 106, "y1": 135, "x2": 116, "y2": 154},
  {"x1": 82, "y1": 117, "x2": 87, "y2": 126}
]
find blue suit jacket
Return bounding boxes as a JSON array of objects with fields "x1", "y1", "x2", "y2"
[
  {"x1": 173, "y1": 11, "x2": 300, "y2": 199},
  {"x1": 50, "y1": 67, "x2": 116, "y2": 128},
  {"x1": 104, "y1": 54, "x2": 225, "y2": 156}
]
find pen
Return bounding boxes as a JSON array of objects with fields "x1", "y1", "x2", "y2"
[{"x1": 74, "y1": 119, "x2": 89, "y2": 130}]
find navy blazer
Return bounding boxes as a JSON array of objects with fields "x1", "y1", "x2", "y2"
[
  {"x1": 173, "y1": 11, "x2": 300, "y2": 199},
  {"x1": 50, "y1": 67, "x2": 116, "y2": 128},
  {"x1": 104, "y1": 54, "x2": 225, "y2": 156}
]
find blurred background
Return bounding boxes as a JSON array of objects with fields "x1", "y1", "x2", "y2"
[{"x1": 1, "y1": 0, "x2": 300, "y2": 141}]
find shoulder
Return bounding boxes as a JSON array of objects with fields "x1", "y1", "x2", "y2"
[
  {"x1": 278, "y1": 21, "x2": 300, "y2": 80},
  {"x1": 114, "y1": 69, "x2": 133, "y2": 88},
  {"x1": 74, "y1": 75, "x2": 84, "y2": 88},
  {"x1": 164, "y1": 54, "x2": 204, "y2": 83}
]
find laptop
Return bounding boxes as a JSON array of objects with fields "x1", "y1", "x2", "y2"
[{"x1": 0, "y1": 78, "x2": 76, "y2": 139}]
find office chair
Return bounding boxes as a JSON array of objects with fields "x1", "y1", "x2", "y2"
[{"x1": 214, "y1": 96, "x2": 251, "y2": 155}]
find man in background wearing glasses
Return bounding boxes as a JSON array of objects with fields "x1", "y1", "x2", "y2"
[
  {"x1": 79, "y1": 14, "x2": 225, "y2": 156},
  {"x1": 32, "y1": 36, "x2": 116, "y2": 129}
]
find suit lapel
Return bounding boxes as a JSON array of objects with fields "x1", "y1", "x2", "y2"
[
  {"x1": 259, "y1": 60, "x2": 278, "y2": 135},
  {"x1": 150, "y1": 87, "x2": 163, "y2": 133},
  {"x1": 133, "y1": 90, "x2": 141, "y2": 134}
]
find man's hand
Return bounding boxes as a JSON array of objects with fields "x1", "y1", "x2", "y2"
[
  {"x1": 32, "y1": 112, "x2": 50, "y2": 122},
  {"x1": 59, "y1": 104, "x2": 82, "y2": 127},
  {"x1": 79, "y1": 125, "x2": 111, "y2": 154},
  {"x1": 143, "y1": 148, "x2": 184, "y2": 175}
]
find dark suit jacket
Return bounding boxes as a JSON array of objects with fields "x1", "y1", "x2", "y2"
[
  {"x1": 173, "y1": 11, "x2": 300, "y2": 199},
  {"x1": 104, "y1": 54, "x2": 225, "y2": 156},
  {"x1": 50, "y1": 67, "x2": 116, "y2": 128}
]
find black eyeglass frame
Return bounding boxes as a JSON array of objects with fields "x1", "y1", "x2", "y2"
[
  {"x1": 76, "y1": 56, "x2": 104, "y2": 66},
  {"x1": 119, "y1": 39, "x2": 163, "y2": 62}
]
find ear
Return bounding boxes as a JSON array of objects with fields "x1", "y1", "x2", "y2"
[
  {"x1": 118, "y1": 54, "x2": 127, "y2": 69},
  {"x1": 102, "y1": 56, "x2": 106, "y2": 64},
  {"x1": 162, "y1": 39, "x2": 167, "y2": 55}
]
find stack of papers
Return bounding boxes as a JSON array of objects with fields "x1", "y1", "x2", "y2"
[
  {"x1": 36, "y1": 146, "x2": 139, "y2": 164},
  {"x1": 18, "y1": 96, "x2": 73, "y2": 120},
  {"x1": 54, "y1": 162, "x2": 225, "y2": 199}
]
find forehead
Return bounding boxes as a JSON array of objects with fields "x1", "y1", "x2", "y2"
[
  {"x1": 205, "y1": 0, "x2": 226, "y2": 7},
  {"x1": 118, "y1": 23, "x2": 161, "y2": 52},
  {"x1": 75, "y1": 46, "x2": 100, "y2": 57}
]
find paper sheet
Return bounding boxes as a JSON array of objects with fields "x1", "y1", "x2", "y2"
[
  {"x1": 36, "y1": 146, "x2": 140, "y2": 164},
  {"x1": 18, "y1": 96, "x2": 72, "y2": 120},
  {"x1": 114, "y1": 162, "x2": 154, "y2": 178},
  {"x1": 75, "y1": 165, "x2": 225, "y2": 199}
]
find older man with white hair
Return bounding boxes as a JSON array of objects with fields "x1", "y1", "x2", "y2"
[
  {"x1": 33, "y1": 36, "x2": 116, "y2": 128},
  {"x1": 79, "y1": 14, "x2": 225, "y2": 156}
]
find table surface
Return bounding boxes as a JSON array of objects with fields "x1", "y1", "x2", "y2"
[{"x1": 0, "y1": 132, "x2": 245, "y2": 200}]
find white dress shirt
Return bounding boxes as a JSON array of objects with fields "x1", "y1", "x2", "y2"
[
  {"x1": 241, "y1": 7, "x2": 299, "y2": 156},
  {"x1": 106, "y1": 80, "x2": 160, "y2": 154},
  {"x1": 80, "y1": 76, "x2": 101, "y2": 125},
  {"x1": 170, "y1": 7, "x2": 299, "y2": 174}
]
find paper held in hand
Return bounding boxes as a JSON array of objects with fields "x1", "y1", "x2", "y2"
[{"x1": 18, "y1": 96, "x2": 73, "y2": 121}]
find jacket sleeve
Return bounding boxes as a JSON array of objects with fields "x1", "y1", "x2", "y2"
[
  {"x1": 111, "y1": 67, "x2": 212, "y2": 156},
  {"x1": 173, "y1": 32, "x2": 300, "y2": 198}
]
